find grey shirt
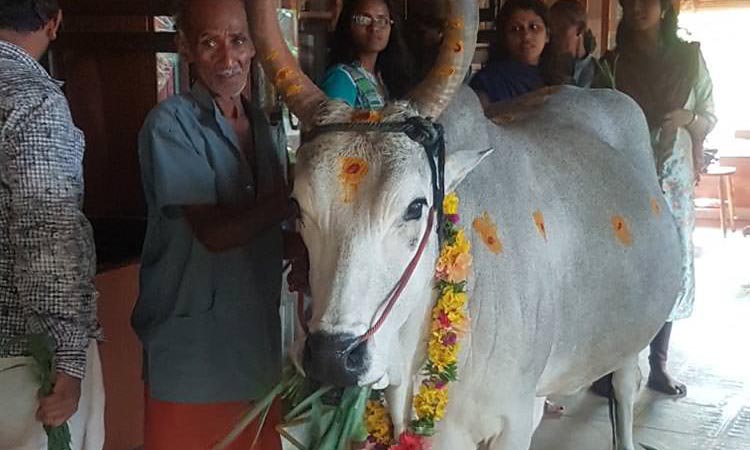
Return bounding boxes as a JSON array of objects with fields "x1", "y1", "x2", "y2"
[
  {"x1": 0, "y1": 40, "x2": 98, "y2": 379},
  {"x1": 133, "y1": 82, "x2": 285, "y2": 402}
]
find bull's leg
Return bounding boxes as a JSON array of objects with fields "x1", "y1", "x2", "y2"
[
  {"x1": 483, "y1": 396, "x2": 538, "y2": 450},
  {"x1": 431, "y1": 419, "x2": 477, "y2": 450},
  {"x1": 611, "y1": 355, "x2": 640, "y2": 450},
  {"x1": 432, "y1": 394, "x2": 544, "y2": 450},
  {"x1": 531, "y1": 397, "x2": 546, "y2": 431}
]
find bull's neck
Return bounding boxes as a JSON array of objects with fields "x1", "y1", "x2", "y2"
[{"x1": 389, "y1": 283, "x2": 437, "y2": 429}]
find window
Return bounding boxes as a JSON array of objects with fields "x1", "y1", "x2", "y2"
[{"x1": 680, "y1": 6, "x2": 750, "y2": 155}]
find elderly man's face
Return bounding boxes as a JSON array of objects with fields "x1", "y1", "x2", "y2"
[{"x1": 180, "y1": 0, "x2": 255, "y2": 99}]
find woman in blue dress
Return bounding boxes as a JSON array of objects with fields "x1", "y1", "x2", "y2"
[
  {"x1": 470, "y1": 0, "x2": 553, "y2": 108},
  {"x1": 321, "y1": 0, "x2": 414, "y2": 109}
]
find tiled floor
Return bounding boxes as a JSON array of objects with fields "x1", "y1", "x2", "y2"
[{"x1": 531, "y1": 227, "x2": 750, "y2": 450}]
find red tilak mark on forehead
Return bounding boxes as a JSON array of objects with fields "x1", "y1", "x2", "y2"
[{"x1": 346, "y1": 163, "x2": 361, "y2": 174}]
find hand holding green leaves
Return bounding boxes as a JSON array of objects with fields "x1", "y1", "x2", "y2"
[
  {"x1": 37, "y1": 372, "x2": 81, "y2": 427},
  {"x1": 24, "y1": 334, "x2": 74, "y2": 450}
]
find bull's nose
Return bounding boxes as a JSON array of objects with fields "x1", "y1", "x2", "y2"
[{"x1": 304, "y1": 332, "x2": 369, "y2": 387}]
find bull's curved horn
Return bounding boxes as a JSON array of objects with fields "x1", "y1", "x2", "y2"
[
  {"x1": 246, "y1": 0, "x2": 326, "y2": 125},
  {"x1": 408, "y1": 0, "x2": 478, "y2": 119}
]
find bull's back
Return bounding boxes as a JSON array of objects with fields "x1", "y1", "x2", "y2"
[{"x1": 443, "y1": 86, "x2": 682, "y2": 396}]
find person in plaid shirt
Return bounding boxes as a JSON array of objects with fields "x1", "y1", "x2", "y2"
[{"x1": 0, "y1": 1, "x2": 104, "y2": 449}]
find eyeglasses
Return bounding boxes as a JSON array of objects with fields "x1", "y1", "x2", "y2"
[{"x1": 351, "y1": 14, "x2": 394, "y2": 29}]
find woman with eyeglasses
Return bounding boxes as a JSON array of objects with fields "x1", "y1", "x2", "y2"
[
  {"x1": 470, "y1": 0, "x2": 553, "y2": 109},
  {"x1": 321, "y1": 0, "x2": 415, "y2": 109}
]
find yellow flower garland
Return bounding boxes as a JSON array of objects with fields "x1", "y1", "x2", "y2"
[
  {"x1": 364, "y1": 192, "x2": 472, "y2": 447},
  {"x1": 366, "y1": 399, "x2": 394, "y2": 446}
]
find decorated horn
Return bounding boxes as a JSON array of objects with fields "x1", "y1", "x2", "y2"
[
  {"x1": 407, "y1": 0, "x2": 478, "y2": 120},
  {"x1": 246, "y1": 0, "x2": 326, "y2": 125}
]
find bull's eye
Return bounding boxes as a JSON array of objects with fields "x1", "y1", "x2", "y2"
[{"x1": 404, "y1": 198, "x2": 428, "y2": 221}]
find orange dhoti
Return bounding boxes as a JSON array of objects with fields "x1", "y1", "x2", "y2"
[{"x1": 144, "y1": 388, "x2": 282, "y2": 450}]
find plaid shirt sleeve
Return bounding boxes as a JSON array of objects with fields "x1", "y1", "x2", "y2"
[{"x1": 4, "y1": 93, "x2": 98, "y2": 379}]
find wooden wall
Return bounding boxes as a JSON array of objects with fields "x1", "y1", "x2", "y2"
[{"x1": 53, "y1": 12, "x2": 169, "y2": 219}]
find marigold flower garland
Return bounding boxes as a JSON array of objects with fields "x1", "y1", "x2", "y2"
[{"x1": 364, "y1": 192, "x2": 472, "y2": 450}]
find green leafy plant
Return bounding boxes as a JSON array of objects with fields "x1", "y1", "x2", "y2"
[
  {"x1": 28, "y1": 334, "x2": 72, "y2": 450},
  {"x1": 214, "y1": 367, "x2": 370, "y2": 450},
  {"x1": 0, "y1": 334, "x2": 72, "y2": 450}
]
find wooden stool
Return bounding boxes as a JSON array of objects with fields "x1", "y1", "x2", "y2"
[{"x1": 702, "y1": 166, "x2": 737, "y2": 237}]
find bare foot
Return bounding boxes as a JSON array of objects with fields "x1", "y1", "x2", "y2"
[
  {"x1": 543, "y1": 400, "x2": 564, "y2": 418},
  {"x1": 647, "y1": 366, "x2": 687, "y2": 397}
]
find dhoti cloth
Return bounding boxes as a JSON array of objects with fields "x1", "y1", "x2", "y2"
[
  {"x1": 0, "y1": 340, "x2": 105, "y2": 450},
  {"x1": 144, "y1": 390, "x2": 282, "y2": 450}
]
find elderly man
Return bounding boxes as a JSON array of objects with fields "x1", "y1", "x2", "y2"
[
  {"x1": 0, "y1": 1, "x2": 104, "y2": 449},
  {"x1": 132, "y1": 0, "x2": 288, "y2": 448}
]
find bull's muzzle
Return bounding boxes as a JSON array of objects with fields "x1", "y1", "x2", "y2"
[{"x1": 304, "y1": 332, "x2": 369, "y2": 387}]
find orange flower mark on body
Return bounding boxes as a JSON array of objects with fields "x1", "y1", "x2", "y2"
[
  {"x1": 472, "y1": 212, "x2": 503, "y2": 254},
  {"x1": 611, "y1": 215, "x2": 633, "y2": 246},
  {"x1": 448, "y1": 18, "x2": 464, "y2": 30},
  {"x1": 437, "y1": 65, "x2": 457, "y2": 78},
  {"x1": 285, "y1": 84, "x2": 303, "y2": 97},
  {"x1": 274, "y1": 66, "x2": 295, "y2": 84},
  {"x1": 651, "y1": 198, "x2": 662, "y2": 216},
  {"x1": 351, "y1": 109, "x2": 382, "y2": 123},
  {"x1": 265, "y1": 49, "x2": 279, "y2": 62},
  {"x1": 339, "y1": 157, "x2": 369, "y2": 203},
  {"x1": 533, "y1": 210, "x2": 547, "y2": 241}
]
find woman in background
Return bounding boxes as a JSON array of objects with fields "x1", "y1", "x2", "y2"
[
  {"x1": 470, "y1": 0, "x2": 552, "y2": 108},
  {"x1": 548, "y1": 0, "x2": 597, "y2": 87},
  {"x1": 321, "y1": 0, "x2": 414, "y2": 109},
  {"x1": 596, "y1": 0, "x2": 716, "y2": 397}
]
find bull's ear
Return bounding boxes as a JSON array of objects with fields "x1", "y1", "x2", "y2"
[{"x1": 444, "y1": 148, "x2": 494, "y2": 193}]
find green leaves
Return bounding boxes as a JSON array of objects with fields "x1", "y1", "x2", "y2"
[
  {"x1": 424, "y1": 362, "x2": 458, "y2": 382},
  {"x1": 410, "y1": 417, "x2": 436, "y2": 436},
  {"x1": 443, "y1": 221, "x2": 459, "y2": 241},
  {"x1": 15, "y1": 334, "x2": 72, "y2": 450},
  {"x1": 44, "y1": 424, "x2": 73, "y2": 450},
  {"x1": 305, "y1": 385, "x2": 371, "y2": 450},
  {"x1": 217, "y1": 368, "x2": 372, "y2": 450}
]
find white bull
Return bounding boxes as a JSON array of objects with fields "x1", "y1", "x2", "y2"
[
  {"x1": 247, "y1": 1, "x2": 682, "y2": 449},
  {"x1": 291, "y1": 86, "x2": 681, "y2": 450}
]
